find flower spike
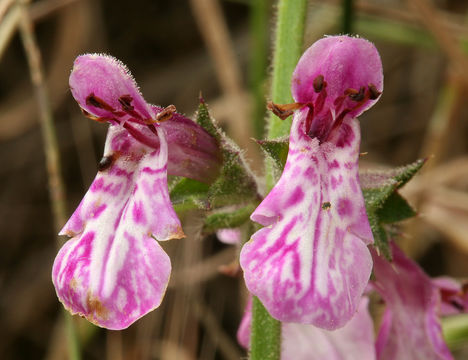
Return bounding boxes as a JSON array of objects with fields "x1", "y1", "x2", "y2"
[{"x1": 240, "y1": 36, "x2": 383, "y2": 329}]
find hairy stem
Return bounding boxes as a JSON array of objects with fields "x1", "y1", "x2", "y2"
[{"x1": 250, "y1": 1, "x2": 307, "y2": 360}]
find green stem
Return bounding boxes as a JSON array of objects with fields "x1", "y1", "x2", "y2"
[
  {"x1": 250, "y1": 1, "x2": 307, "y2": 360},
  {"x1": 342, "y1": 0, "x2": 354, "y2": 34},
  {"x1": 249, "y1": 0, "x2": 269, "y2": 138},
  {"x1": 267, "y1": 0, "x2": 307, "y2": 140},
  {"x1": 251, "y1": 297, "x2": 282, "y2": 360}
]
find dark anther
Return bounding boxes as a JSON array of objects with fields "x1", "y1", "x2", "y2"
[
  {"x1": 267, "y1": 101, "x2": 303, "y2": 120},
  {"x1": 118, "y1": 95, "x2": 134, "y2": 111},
  {"x1": 368, "y1": 83, "x2": 381, "y2": 100},
  {"x1": 313, "y1": 75, "x2": 325, "y2": 93},
  {"x1": 86, "y1": 93, "x2": 115, "y2": 111},
  {"x1": 347, "y1": 86, "x2": 365, "y2": 102},
  {"x1": 450, "y1": 300, "x2": 465, "y2": 312},
  {"x1": 321, "y1": 202, "x2": 331, "y2": 210},
  {"x1": 155, "y1": 104, "x2": 177, "y2": 122},
  {"x1": 98, "y1": 154, "x2": 115, "y2": 171}
]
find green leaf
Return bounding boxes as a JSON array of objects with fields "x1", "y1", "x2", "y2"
[
  {"x1": 377, "y1": 192, "x2": 416, "y2": 224},
  {"x1": 170, "y1": 178, "x2": 210, "y2": 213},
  {"x1": 392, "y1": 158, "x2": 426, "y2": 188},
  {"x1": 360, "y1": 158, "x2": 426, "y2": 190},
  {"x1": 367, "y1": 214, "x2": 391, "y2": 259},
  {"x1": 208, "y1": 147, "x2": 259, "y2": 207},
  {"x1": 203, "y1": 204, "x2": 256, "y2": 233},
  {"x1": 362, "y1": 185, "x2": 397, "y2": 214},
  {"x1": 170, "y1": 178, "x2": 210, "y2": 203},
  {"x1": 361, "y1": 159, "x2": 425, "y2": 259},
  {"x1": 255, "y1": 136, "x2": 289, "y2": 170},
  {"x1": 195, "y1": 97, "x2": 220, "y2": 141},
  {"x1": 195, "y1": 100, "x2": 259, "y2": 208}
]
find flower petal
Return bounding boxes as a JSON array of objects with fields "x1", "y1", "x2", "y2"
[
  {"x1": 217, "y1": 228, "x2": 242, "y2": 245},
  {"x1": 237, "y1": 296, "x2": 376, "y2": 360},
  {"x1": 292, "y1": 36, "x2": 383, "y2": 118},
  {"x1": 52, "y1": 230, "x2": 170, "y2": 330},
  {"x1": 69, "y1": 54, "x2": 222, "y2": 184},
  {"x1": 281, "y1": 297, "x2": 376, "y2": 360},
  {"x1": 240, "y1": 109, "x2": 372, "y2": 329},
  {"x1": 372, "y1": 243, "x2": 453, "y2": 360},
  {"x1": 433, "y1": 277, "x2": 468, "y2": 316},
  {"x1": 53, "y1": 125, "x2": 181, "y2": 329},
  {"x1": 155, "y1": 106, "x2": 222, "y2": 183},
  {"x1": 69, "y1": 54, "x2": 154, "y2": 121}
]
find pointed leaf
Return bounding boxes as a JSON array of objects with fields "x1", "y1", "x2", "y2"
[
  {"x1": 360, "y1": 159, "x2": 425, "y2": 191},
  {"x1": 203, "y1": 204, "x2": 256, "y2": 233},
  {"x1": 196, "y1": 98, "x2": 221, "y2": 141},
  {"x1": 367, "y1": 213, "x2": 391, "y2": 259},
  {"x1": 256, "y1": 137, "x2": 289, "y2": 170},
  {"x1": 362, "y1": 185, "x2": 397, "y2": 214},
  {"x1": 195, "y1": 100, "x2": 259, "y2": 207},
  {"x1": 377, "y1": 192, "x2": 416, "y2": 224},
  {"x1": 169, "y1": 177, "x2": 210, "y2": 213}
]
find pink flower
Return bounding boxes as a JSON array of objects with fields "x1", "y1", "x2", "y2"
[
  {"x1": 372, "y1": 243, "x2": 453, "y2": 360},
  {"x1": 217, "y1": 228, "x2": 242, "y2": 245},
  {"x1": 52, "y1": 54, "x2": 220, "y2": 329},
  {"x1": 240, "y1": 36, "x2": 383, "y2": 329},
  {"x1": 432, "y1": 276, "x2": 468, "y2": 316},
  {"x1": 237, "y1": 296, "x2": 376, "y2": 360}
]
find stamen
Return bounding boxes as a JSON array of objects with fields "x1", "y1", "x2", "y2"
[
  {"x1": 86, "y1": 93, "x2": 115, "y2": 112},
  {"x1": 155, "y1": 105, "x2": 177, "y2": 122},
  {"x1": 118, "y1": 95, "x2": 134, "y2": 111},
  {"x1": 267, "y1": 101, "x2": 303, "y2": 120},
  {"x1": 346, "y1": 86, "x2": 365, "y2": 102},
  {"x1": 305, "y1": 104, "x2": 314, "y2": 134},
  {"x1": 117, "y1": 95, "x2": 143, "y2": 120},
  {"x1": 313, "y1": 75, "x2": 326, "y2": 93},
  {"x1": 81, "y1": 108, "x2": 111, "y2": 123},
  {"x1": 450, "y1": 300, "x2": 465, "y2": 311},
  {"x1": 368, "y1": 83, "x2": 381, "y2": 100}
]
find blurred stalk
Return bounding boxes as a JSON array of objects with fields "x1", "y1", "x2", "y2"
[
  {"x1": 249, "y1": 0, "x2": 268, "y2": 138},
  {"x1": 309, "y1": 3, "x2": 468, "y2": 54},
  {"x1": 267, "y1": 0, "x2": 307, "y2": 139},
  {"x1": 250, "y1": 1, "x2": 307, "y2": 359},
  {"x1": 17, "y1": 1, "x2": 80, "y2": 360},
  {"x1": 419, "y1": 77, "x2": 465, "y2": 170},
  {"x1": 342, "y1": 0, "x2": 354, "y2": 34},
  {"x1": 0, "y1": 3, "x2": 20, "y2": 59},
  {"x1": 442, "y1": 314, "x2": 468, "y2": 349}
]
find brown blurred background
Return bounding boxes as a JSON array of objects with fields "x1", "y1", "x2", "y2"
[{"x1": 1, "y1": 0, "x2": 468, "y2": 359}]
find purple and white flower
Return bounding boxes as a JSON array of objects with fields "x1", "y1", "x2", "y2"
[
  {"x1": 372, "y1": 243, "x2": 454, "y2": 360},
  {"x1": 240, "y1": 36, "x2": 383, "y2": 329},
  {"x1": 52, "y1": 54, "x2": 220, "y2": 329}
]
